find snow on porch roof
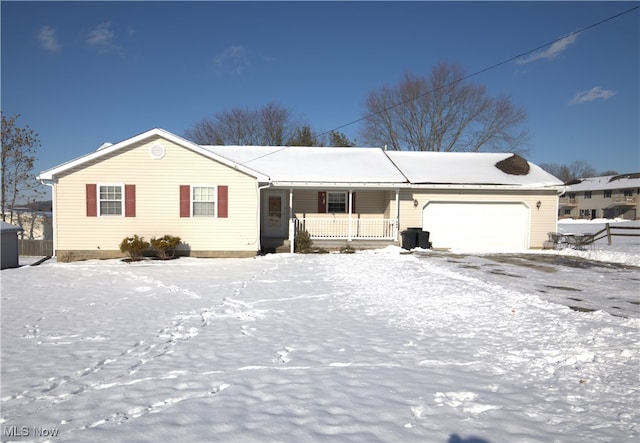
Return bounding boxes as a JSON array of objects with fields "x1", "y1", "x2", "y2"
[
  {"x1": 202, "y1": 145, "x2": 408, "y2": 185},
  {"x1": 385, "y1": 151, "x2": 564, "y2": 187}
]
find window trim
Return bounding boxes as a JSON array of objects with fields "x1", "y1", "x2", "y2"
[
  {"x1": 327, "y1": 191, "x2": 348, "y2": 213},
  {"x1": 191, "y1": 184, "x2": 218, "y2": 217},
  {"x1": 98, "y1": 183, "x2": 124, "y2": 217}
]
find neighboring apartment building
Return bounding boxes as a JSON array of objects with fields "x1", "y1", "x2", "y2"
[{"x1": 559, "y1": 173, "x2": 640, "y2": 220}]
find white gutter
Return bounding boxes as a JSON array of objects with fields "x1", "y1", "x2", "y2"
[
  {"x1": 408, "y1": 183, "x2": 565, "y2": 191},
  {"x1": 269, "y1": 182, "x2": 407, "y2": 189}
]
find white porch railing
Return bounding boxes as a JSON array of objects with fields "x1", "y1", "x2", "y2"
[{"x1": 293, "y1": 217, "x2": 398, "y2": 240}]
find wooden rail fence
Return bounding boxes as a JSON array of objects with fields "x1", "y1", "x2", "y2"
[{"x1": 588, "y1": 223, "x2": 640, "y2": 245}]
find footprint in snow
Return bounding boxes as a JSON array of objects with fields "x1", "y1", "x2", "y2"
[{"x1": 276, "y1": 347, "x2": 294, "y2": 364}]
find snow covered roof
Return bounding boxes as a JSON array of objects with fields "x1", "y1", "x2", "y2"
[
  {"x1": 385, "y1": 151, "x2": 564, "y2": 187},
  {"x1": 37, "y1": 128, "x2": 563, "y2": 190},
  {"x1": 37, "y1": 128, "x2": 269, "y2": 183},
  {"x1": 564, "y1": 173, "x2": 640, "y2": 192},
  {"x1": 1, "y1": 221, "x2": 23, "y2": 232},
  {"x1": 203, "y1": 145, "x2": 408, "y2": 186}
]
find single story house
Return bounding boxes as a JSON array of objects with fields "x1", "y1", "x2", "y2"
[
  {"x1": 1, "y1": 221, "x2": 23, "y2": 269},
  {"x1": 558, "y1": 173, "x2": 639, "y2": 220},
  {"x1": 37, "y1": 128, "x2": 563, "y2": 260}
]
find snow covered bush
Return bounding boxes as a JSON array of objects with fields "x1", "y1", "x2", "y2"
[
  {"x1": 119, "y1": 235, "x2": 150, "y2": 261},
  {"x1": 150, "y1": 235, "x2": 181, "y2": 260}
]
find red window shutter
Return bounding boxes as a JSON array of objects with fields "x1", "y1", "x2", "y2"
[
  {"x1": 351, "y1": 192, "x2": 356, "y2": 213},
  {"x1": 180, "y1": 185, "x2": 190, "y2": 217},
  {"x1": 125, "y1": 185, "x2": 136, "y2": 217},
  {"x1": 218, "y1": 185, "x2": 228, "y2": 218},
  {"x1": 86, "y1": 184, "x2": 97, "y2": 217},
  {"x1": 318, "y1": 192, "x2": 326, "y2": 213}
]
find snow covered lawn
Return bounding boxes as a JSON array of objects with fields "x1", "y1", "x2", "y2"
[{"x1": 1, "y1": 220, "x2": 638, "y2": 442}]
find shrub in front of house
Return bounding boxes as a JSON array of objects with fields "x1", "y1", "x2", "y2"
[
  {"x1": 294, "y1": 230, "x2": 313, "y2": 253},
  {"x1": 340, "y1": 244, "x2": 355, "y2": 254},
  {"x1": 150, "y1": 235, "x2": 181, "y2": 260},
  {"x1": 119, "y1": 235, "x2": 150, "y2": 261}
]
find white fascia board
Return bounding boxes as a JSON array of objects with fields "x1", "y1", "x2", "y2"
[
  {"x1": 269, "y1": 181, "x2": 407, "y2": 189},
  {"x1": 408, "y1": 183, "x2": 565, "y2": 192},
  {"x1": 37, "y1": 128, "x2": 269, "y2": 183}
]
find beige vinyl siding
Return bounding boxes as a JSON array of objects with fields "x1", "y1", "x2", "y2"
[
  {"x1": 291, "y1": 189, "x2": 390, "y2": 217},
  {"x1": 54, "y1": 136, "x2": 259, "y2": 255},
  {"x1": 399, "y1": 188, "x2": 558, "y2": 249},
  {"x1": 572, "y1": 189, "x2": 639, "y2": 219}
]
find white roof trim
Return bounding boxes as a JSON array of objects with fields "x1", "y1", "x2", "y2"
[
  {"x1": 270, "y1": 181, "x2": 407, "y2": 189},
  {"x1": 37, "y1": 128, "x2": 270, "y2": 183}
]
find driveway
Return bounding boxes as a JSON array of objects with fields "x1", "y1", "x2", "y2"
[{"x1": 416, "y1": 252, "x2": 640, "y2": 319}]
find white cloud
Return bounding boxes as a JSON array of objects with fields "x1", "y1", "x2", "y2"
[
  {"x1": 569, "y1": 86, "x2": 617, "y2": 106},
  {"x1": 86, "y1": 22, "x2": 124, "y2": 56},
  {"x1": 36, "y1": 26, "x2": 61, "y2": 53},
  {"x1": 214, "y1": 45, "x2": 251, "y2": 74},
  {"x1": 517, "y1": 33, "x2": 578, "y2": 65},
  {"x1": 87, "y1": 22, "x2": 114, "y2": 46}
]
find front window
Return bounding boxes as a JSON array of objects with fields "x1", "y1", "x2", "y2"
[
  {"x1": 99, "y1": 185, "x2": 122, "y2": 215},
  {"x1": 327, "y1": 192, "x2": 347, "y2": 213},
  {"x1": 624, "y1": 189, "x2": 633, "y2": 197},
  {"x1": 193, "y1": 186, "x2": 216, "y2": 216},
  {"x1": 584, "y1": 191, "x2": 592, "y2": 199},
  {"x1": 604, "y1": 190, "x2": 612, "y2": 198}
]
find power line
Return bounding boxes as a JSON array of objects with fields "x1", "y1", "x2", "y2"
[
  {"x1": 315, "y1": 5, "x2": 640, "y2": 140},
  {"x1": 238, "y1": 5, "x2": 639, "y2": 166}
]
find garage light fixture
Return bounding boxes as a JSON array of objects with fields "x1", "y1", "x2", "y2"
[{"x1": 536, "y1": 200, "x2": 542, "y2": 210}]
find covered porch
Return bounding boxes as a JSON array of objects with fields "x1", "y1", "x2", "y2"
[{"x1": 260, "y1": 188, "x2": 401, "y2": 253}]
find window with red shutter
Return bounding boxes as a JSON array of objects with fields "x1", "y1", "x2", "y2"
[{"x1": 181, "y1": 185, "x2": 228, "y2": 218}]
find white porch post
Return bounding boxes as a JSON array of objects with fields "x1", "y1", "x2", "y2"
[
  {"x1": 395, "y1": 189, "x2": 400, "y2": 240},
  {"x1": 289, "y1": 189, "x2": 294, "y2": 253},
  {"x1": 348, "y1": 190, "x2": 353, "y2": 241}
]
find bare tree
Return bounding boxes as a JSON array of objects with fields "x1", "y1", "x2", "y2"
[
  {"x1": 539, "y1": 160, "x2": 598, "y2": 183},
  {"x1": 361, "y1": 63, "x2": 530, "y2": 154},
  {"x1": 185, "y1": 102, "x2": 301, "y2": 146},
  {"x1": 1, "y1": 113, "x2": 41, "y2": 222}
]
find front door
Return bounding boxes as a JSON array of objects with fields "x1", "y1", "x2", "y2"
[{"x1": 262, "y1": 192, "x2": 287, "y2": 237}]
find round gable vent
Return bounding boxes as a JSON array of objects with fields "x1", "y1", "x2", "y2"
[{"x1": 149, "y1": 143, "x2": 165, "y2": 159}]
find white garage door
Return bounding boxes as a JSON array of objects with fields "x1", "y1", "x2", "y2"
[{"x1": 422, "y1": 202, "x2": 529, "y2": 251}]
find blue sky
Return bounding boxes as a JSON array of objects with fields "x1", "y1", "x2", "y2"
[{"x1": 2, "y1": 1, "x2": 639, "y2": 190}]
